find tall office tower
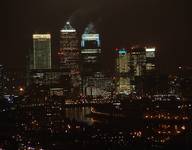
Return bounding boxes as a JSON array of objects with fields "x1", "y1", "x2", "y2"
[
  {"x1": 129, "y1": 46, "x2": 146, "y2": 93},
  {"x1": 130, "y1": 46, "x2": 146, "y2": 77},
  {"x1": 58, "y1": 22, "x2": 80, "y2": 95},
  {"x1": 145, "y1": 47, "x2": 156, "y2": 72},
  {"x1": 32, "y1": 34, "x2": 52, "y2": 69},
  {"x1": 115, "y1": 48, "x2": 132, "y2": 95},
  {"x1": 81, "y1": 25, "x2": 102, "y2": 96},
  {"x1": 81, "y1": 30, "x2": 101, "y2": 76}
]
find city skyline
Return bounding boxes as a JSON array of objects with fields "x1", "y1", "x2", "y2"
[
  {"x1": 3, "y1": 0, "x2": 191, "y2": 73},
  {"x1": 1, "y1": 1, "x2": 192, "y2": 149}
]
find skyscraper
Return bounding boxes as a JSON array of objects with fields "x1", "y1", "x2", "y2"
[
  {"x1": 81, "y1": 25, "x2": 101, "y2": 76},
  {"x1": 32, "y1": 34, "x2": 52, "y2": 69},
  {"x1": 115, "y1": 48, "x2": 132, "y2": 95},
  {"x1": 130, "y1": 46, "x2": 146, "y2": 77},
  {"x1": 59, "y1": 22, "x2": 79, "y2": 71},
  {"x1": 145, "y1": 47, "x2": 156, "y2": 72},
  {"x1": 81, "y1": 25, "x2": 102, "y2": 96},
  {"x1": 129, "y1": 46, "x2": 147, "y2": 93},
  {"x1": 58, "y1": 22, "x2": 80, "y2": 96}
]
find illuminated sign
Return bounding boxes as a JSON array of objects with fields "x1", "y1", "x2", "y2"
[{"x1": 33, "y1": 34, "x2": 51, "y2": 39}]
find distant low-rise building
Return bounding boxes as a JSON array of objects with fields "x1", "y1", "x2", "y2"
[{"x1": 82, "y1": 72, "x2": 114, "y2": 98}]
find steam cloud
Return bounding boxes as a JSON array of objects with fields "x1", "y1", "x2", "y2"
[
  {"x1": 84, "y1": 23, "x2": 96, "y2": 34},
  {"x1": 68, "y1": 3, "x2": 103, "y2": 34}
]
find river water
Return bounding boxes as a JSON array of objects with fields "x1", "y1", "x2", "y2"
[{"x1": 64, "y1": 107, "x2": 94, "y2": 125}]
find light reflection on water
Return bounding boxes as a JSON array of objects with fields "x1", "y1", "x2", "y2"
[{"x1": 64, "y1": 107, "x2": 94, "y2": 125}]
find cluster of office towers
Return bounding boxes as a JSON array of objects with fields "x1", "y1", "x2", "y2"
[
  {"x1": 29, "y1": 22, "x2": 102, "y2": 97},
  {"x1": 115, "y1": 47, "x2": 156, "y2": 95},
  {"x1": 29, "y1": 21, "x2": 156, "y2": 98}
]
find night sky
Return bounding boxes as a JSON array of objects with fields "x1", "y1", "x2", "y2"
[{"x1": 2, "y1": 0, "x2": 191, "y2": 73}]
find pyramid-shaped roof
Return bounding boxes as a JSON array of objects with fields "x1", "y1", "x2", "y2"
[{"x1": 61, "y1": 22, "x2": 76, "y2": 32}]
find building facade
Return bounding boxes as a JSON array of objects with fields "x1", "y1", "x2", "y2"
[
  {"x1": 82, "y1": 72, "x2": 113, "y2": 98},
  {"x1": 80, "y1": 29, "x2": 102, "y2": 97},
  {"x1": 115, "y1": 47, "x2": 156, "y2": 95},
  {"x1": 130, "y1": 46, "x2": 146, "y2": 77},
  {"x1": 145, "y1": 47, "x2": 156, "y2": 72},
  {"x1": 32, "y1": 34, "x2": 52, "y2": 69},
  {"x1": 115, "y1": 49, "x2": 132, "y2": 95},
  {"x1": 58, "y1": 22, "x2": 80, "y2": 96},
  {"x1": 81, "y1": 33, "x2": 101, "y2": 76},
  {"x1": 29, "y1": 69, "x2": 71, "y2": 97}
]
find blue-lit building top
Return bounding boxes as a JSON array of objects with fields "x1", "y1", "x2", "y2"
[
  {"x1": 81, "y1": 34, "x2": 100, "y2": 48},
  {"x1": 117, "y1": 48, "x2": 128, "y2": 55},
  {"x1": 81, "y1": 31, "x2": 102, "y2": 76},
  {"x1": 115, "y1": 48, "x2": 129, "y2": 73},
  {"x1": 115, "y1": 48, "x2": 132, "y2": 94}
]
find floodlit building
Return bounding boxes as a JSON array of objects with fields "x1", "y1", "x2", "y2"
[
  {"x1": 32, "y1": 34, "x2": 52, "y2": 69},
  {"x1": 58, "y1": 22, "x2": 80, "y2": 96}
]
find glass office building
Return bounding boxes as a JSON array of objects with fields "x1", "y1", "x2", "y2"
[{"x1": 33, "y1": 34, "x2": 51, "y2": 69}]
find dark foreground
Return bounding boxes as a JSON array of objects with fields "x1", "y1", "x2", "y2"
[{"x1": 0, "y1": 100, "x2": 192, "y2": 150}]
